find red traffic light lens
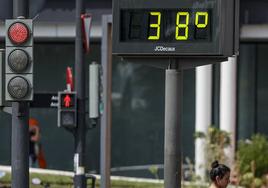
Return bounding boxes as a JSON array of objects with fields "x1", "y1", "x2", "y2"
[{"x1": 8, "y1": 22, "x2": 29, "y2": 44}]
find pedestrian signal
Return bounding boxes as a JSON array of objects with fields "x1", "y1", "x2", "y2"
[{"x1": 58, "y1": 91, "x2": 77, "y2": 128}]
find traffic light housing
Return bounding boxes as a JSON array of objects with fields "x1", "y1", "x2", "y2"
[
  {"x1": 5, "y1": 19, "x2": 33, "y2": 101},
  {"x1": 58, "y1": 91, "x2": 77, "y2": 128}
]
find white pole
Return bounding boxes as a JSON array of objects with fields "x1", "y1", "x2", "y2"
[
  {"x1": 195, "y1": 64, "x2": 212, "y2": 181},
  {"x1": 220, "y1": 57, "x2": 237, "y2": 167}
]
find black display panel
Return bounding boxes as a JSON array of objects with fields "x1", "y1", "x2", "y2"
[
  {"x1": 112, "y1": 0, "x2": 237, "y2": 57},
  {"x1": 120, "y1": 9, "x2": 211, "y2": 42}
]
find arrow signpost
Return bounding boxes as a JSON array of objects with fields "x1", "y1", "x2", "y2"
[{"x1": 81, "y1": 13, "x2": 92, "y2": 54}]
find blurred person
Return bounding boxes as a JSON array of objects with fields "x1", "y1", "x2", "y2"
[
  {"x1": 229, "y1": 166, "x2": 240, "y2": 186},
  {"x1": 209, "y1": 160, "x2": 231, "y2": 188},
  {"x1": 29, "y1": 118, "x2": 47, "y2": 168}
]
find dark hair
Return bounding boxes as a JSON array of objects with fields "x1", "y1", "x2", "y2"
[{"x1": 210, "y1": 160, "x2": 230, "y2": 181}]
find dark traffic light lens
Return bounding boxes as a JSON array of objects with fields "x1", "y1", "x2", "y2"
[
  {"x1": 8, "y1": 22, "x2": 29, "y2": 44},
  {"x1": 7, "y1": 76, "x2": 29, "y2": 99},
  {"x1": 8, "y1": 49, "x2": 29, "y2": 72},
  {"x1": 61, "y1": 111, "x2": 76, "y2": 126}
]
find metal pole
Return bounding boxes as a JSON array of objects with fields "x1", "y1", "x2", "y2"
[
  {"x1": 11, "y1": 102, "x2": 29, "y2": 188},
  {"x1": 74, "y1": 0, "x2": 87, "y2": 187},
  {"x1": 164, "y1": 62, "x2": 182, "y2": 188},
  {"x1": 11, "y1": 0, "x2": 29, "y2": 188},
  {"x1": 100, "y1": 15, "x2": 113, "y2": 188},
  {"x1": 13, "y1": 0, "x2": 28, "y2": 18}
]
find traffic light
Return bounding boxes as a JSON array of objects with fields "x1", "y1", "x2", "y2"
[
  {"x1": 58, "y1": 91, "x2": 77, "y2": 128},
  {"x1": 5, "y1": 18, "x2": 33, "y2": 101}
]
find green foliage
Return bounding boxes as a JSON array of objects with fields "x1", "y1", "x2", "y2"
[
  {"x1": 236, "y1": 134, "x2": 268, "y2": 187},
  {"x1": 193, "y1": 131, "x2": 206, "y2": 139},
  {"x1": 195, "y1": 127, "x2": 231, "y2": 174},
  {"x1": 185, "y1": 157, "x2": 201, "y2": 182},
  {"x1": 237, "y1": 134, "x2": 268, "y2": 177},
  {"x1": 206, "y1": 127, "x2": 230, "y2": 165},
  {"x1": 239, "y1": 171, "x2": 263, "y2": 188},
  {"x1": 0, "y1": 171, "x2": 208, "y2": 188},
  {"x1": 148, "y1": 165, "x2": 159, "y2": 179}
]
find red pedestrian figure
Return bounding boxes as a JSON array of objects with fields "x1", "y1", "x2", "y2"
[{"x1": 64, "y1": 94, "x2": 71, "y2": 107}]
